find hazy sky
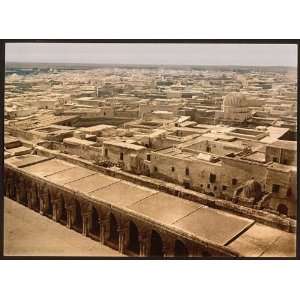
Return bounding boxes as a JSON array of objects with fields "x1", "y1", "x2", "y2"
[{"x1": 5, "y1": 43, "x2": 298, "y2": 66}]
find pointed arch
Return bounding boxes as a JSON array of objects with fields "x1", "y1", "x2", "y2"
[
  {"x1": 128, "y1": 221, "x2": 140, "y2": 254},
  {"x1": 150, "y1": 230, "x2": 163, "y2": 257},
  {"x1": 174, "y1": 240, "x2": 189, "y2": 257}
]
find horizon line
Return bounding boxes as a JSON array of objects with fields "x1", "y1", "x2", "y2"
[{"x1": 5, "y1": 61, "x2": 297, "y2": 68}]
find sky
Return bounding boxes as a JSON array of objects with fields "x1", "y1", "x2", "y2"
[{"x1": 5, "y1": 43, "x2": 298, "y2": 67}]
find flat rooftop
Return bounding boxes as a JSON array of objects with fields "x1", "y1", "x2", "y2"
[
  {"x1": 4, "y1": 135, "x2": 21, "y2": 145},
  {"x1": 103, "y1": 140, "x2": 146, "y2": 151},
  {"x1": 5, "y1": 155, "x2": 50, "y2": 168},
  {"x1": 80, "y1": 124, "x2": 116, "y2": 133},
  {"x1": 63, "y1": 137, "x2": 97, "y2": 147},
  {"x1": 6, "y1": 146, "x2": 32, "y2": 156},
  {"x1": 5, "y1": 154, "x2": 296, "y2": 256},
  {"x1": 227, "y1": 223, "x2": 296, "y2": 257}
]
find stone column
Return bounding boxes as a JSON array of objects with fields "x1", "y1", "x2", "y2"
[
  {"x1": 64, "y1": 197, "x2": 74, "y2": 229},
  {"x1": 28, "y1": 190, "x2": 33, "y2": 209},
  {"x1": 6, "y1": 178, "x2": 12, "y2": 198},
  {"x1": 99, "y1": 218, "x2": 108, "y2": 244},
  {"x1": 24, "y1": 180, "x2": 31, "y2": 207},
  {"x1": 56, "y1": 201, "x2": 62, "y2": 221},
  {"x1": 52, "y1": 199, "x2": 59, "y2": 222},
  {"x1": 191, "y1": 245, "x2": 203, "y2": 257},
  {"x1": 13, "y1": 181, "x2": 17, "y2": 200},
  {"x1": 8, "y1": 179, "x2": 13, "y2": 199},
  {"x1": 38, "y1": 184, "x2": 45, "y2": 214},
  {"x1": 66, "y1": 210, "x2": 72, "y2": 229},
  {"x1": 80, "y1": 202, "x2": 91, "y2": 237},
  {"x1": 22, "y1": 179, "x2": 27, "y2": 204},
  {"x1": 12, "y1": 173, "x2": 17, "y2": 200},
  {"x1": 163, "y1": 240, "x2": 175, "y2": 258},
  {"x1": 31, "y1": 185, "x2": 38, "y2": 211},
  {"x1": 16, "y1": 177, "x2": 22, "y2": 203},
  {"x1": 82, "y1": 214, "x2": 90, "y2": 237},
  {"x1": 20, "y1": 177, "x2": 27, "y2": 204},
  {"x1": 139, "y1": 231, "x2": 149, "y2": 257},
  {"x1": 39, "y1": 194, "x2": 46, "y2": 215},
  {"x1": 118, "y1": 226, "x2": 126, "y2": 254}
]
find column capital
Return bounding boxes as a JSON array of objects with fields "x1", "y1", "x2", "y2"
[
  {"x1": 138, "y1": 234, "x2": 147, "y2": 243},
  {"x1": 117, "y1": 225, "x2": 126, "y2": 235},
  {"x1": 80, "y1": 202, "x2": 92, "y2": 216},
  {"x1": 138, "y1": 231, "x2": 149, "y2": 257},
  {"x1": 64, "y1": 198, "x2": 75, "y2": 210},
  {"x1": 51, "y1": 198, "x2": 60, "y2": 205}
]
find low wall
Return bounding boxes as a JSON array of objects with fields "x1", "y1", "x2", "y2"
[{"x1": 6, "y1": 126, "x2": 39, "y2": 143}]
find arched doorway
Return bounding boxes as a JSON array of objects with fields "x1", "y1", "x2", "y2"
[
  {"x1": 109, "y1": 213, "x2": 119, "y2": 245},
  {"x1": 277, "y1": 203, "x2": 288, "y2": 215},
  {"x1": 74, "y1": 200, "x2": 83, "y2": 233},
  {"x1": 174, "y1": 240, "x2": 189, "y2": 257},
  {"x1": 90, "y1": 207, "x2": 100, "y2": 237},
  {"x1": 128, "y1": 221, "x2": 140, "y2": 254},
  {"x1": 150, "y1": 230, "x2": 163, "y2": 257}
]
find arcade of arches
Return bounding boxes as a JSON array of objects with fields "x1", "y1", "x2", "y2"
[{"x1": 4, "y1": 166, "x2": 238, "y2": 258}]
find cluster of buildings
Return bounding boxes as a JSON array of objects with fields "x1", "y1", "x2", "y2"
[{"x1": 4, "y1": 64, "x2": 297, "y2": 257}]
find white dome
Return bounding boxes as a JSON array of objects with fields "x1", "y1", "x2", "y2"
[{"x1": 223, "y1": 92, "x2": 248, "y2": 107}]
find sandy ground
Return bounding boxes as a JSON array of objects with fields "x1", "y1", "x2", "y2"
[{"x1": 4, "y1": 197, "x2": 124, "y2": 257}]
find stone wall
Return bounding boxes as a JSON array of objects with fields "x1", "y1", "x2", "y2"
[
  {"x1": 6, "y1": 126, "x2": 40, "y2": 143},
  {"x1": 266, "y1": 146, "x2": 296, "y2": 166}
]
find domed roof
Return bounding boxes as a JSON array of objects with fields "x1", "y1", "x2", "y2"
[
  {"x1": 243, "y1": 179, "x2": 262, "y2": 200},
  {"x1": 223, "y1": 92, "x2": 248, "y2": 107}
]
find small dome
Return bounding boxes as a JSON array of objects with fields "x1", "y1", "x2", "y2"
[
  {"x1": 243, "y1": 179, "x2": 262, "y2": 200},
  {"x1": 223, "y1": 92, "x2": 248, "y2": 107}
]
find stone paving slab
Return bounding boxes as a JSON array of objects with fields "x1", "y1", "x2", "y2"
[
  {"x1": 22, "y1": 158, "x2": 74, "y2": 177},
  {"x1": 129, "y1": 192, "x2": 201, "y2": 225},
  {"x1": 65, "y1": 173, "x2": 121, "y2": 194},
  {"x1": 5, "y1": 154, "x2": 49, "y2": 168},
  {"x1": 227, "y1": 223, "x2": 296, "y2": 257},
  {"x1": 45, "y1": 166, "x2": 96, "y2": 185},
  {"x1": 6, "y1": 146, "x2": 32, "y2": 156},
  {"x1": 173, "y1": 206, "x2": 255, "y2": 245},
  {"x1": 90, "y1": 181, "x2": 156, "y2": 208}
]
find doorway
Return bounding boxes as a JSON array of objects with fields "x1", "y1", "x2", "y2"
[
  {"x1": 128, "y1": 221, "x2": 140, "y2": 254},
  {"x1": 174, "y1": 240, "x2": 189, "y2": 257},
  {"x1": 150, "y1": 230, "x2": 163, "y2": 257},
  {"x1": 90, "y1": 207, "x2": 100, "y2": 237},
  {"x1": 60, "y1": 198, "x2": 67, "y2": 224},
  {"x1": 73, "y1": 200, "x2": 83, "y2": 233},
  {"x1": 109, "y1": 213, "x2": 119, "y2": 245}
]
